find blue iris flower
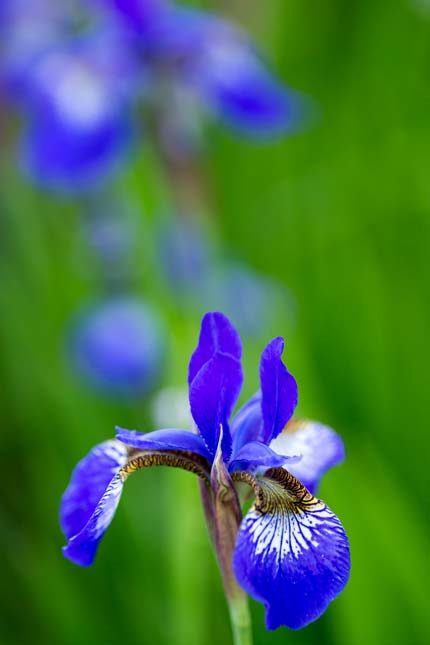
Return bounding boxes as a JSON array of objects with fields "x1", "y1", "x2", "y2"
[{"x1": 61, "y1": 312, "x2": 350, "y2": 630}]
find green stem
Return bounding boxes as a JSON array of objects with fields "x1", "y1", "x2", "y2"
[
  {"x1": 227, "y1": 584, "x2": 253, "y2": 645},
  {"x1": 207, "y1": 440, "x2": 254, "y2": 645}
]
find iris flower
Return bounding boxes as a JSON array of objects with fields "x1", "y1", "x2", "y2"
[{"x1": 61, "y1": 312, "x2": 350, "y2": 631}]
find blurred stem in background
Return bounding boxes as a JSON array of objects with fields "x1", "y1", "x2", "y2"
[{"x1": 147, "y1": 80, "x2": 213, "y2": 221}]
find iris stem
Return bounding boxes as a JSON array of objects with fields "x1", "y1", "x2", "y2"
[
  {"x1": 205, "y1": 444, "x2": 254, "y2": 645},
  {"x1": 227, "y1": 586, "x2": 253, "y2": 645}
]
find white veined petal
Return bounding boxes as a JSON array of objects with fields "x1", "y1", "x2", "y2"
[{"x1": 233, "y1": 469, "x2": 350, "y2": 630}]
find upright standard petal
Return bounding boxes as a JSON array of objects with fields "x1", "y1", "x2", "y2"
[
  {"x1": 188, "y1": 311, "x2": 242, "y2": 384},
  {"x1": 270, "y1": 420, "x2": 345, "y2": 494},
  {"x1": 260, "y1": 337, "x2": 298, "y2": 445},
  {"x1": 60, "y1": 439, "x2": 129, "y2": 540},
  {"x1": 233, "y1": 468, "x2": 350, "y2": 630},
  {"x1": 116, "y1": 427, "x2": 212, "y2": 461},
  {"x1": 188, "y1": 312, "x2": 243, "y2": 455},
  {"x1": 189, "y1": 352, "x2": 242, "y2": 457}
]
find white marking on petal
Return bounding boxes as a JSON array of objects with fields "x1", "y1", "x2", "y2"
[{"x1": 90, "y1": 474, "x2": 124, "y2": 536}]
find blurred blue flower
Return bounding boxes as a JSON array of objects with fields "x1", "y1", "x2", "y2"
[
  {"x1": 61, "y1": 312, "x2": 349, "y2": 630},
  {"x1": 110, "y1": 1, "x2": 302, "y2": 137},
  {"x1": 2, "y1": 0, "x2": 302, "y2": 191},
  {"x1": 67, "y1": 296, "x2": 166, "y2": 397}
]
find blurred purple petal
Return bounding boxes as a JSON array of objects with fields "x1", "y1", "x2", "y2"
[
  {"x1": 260, "y1": 337, "x2": 298, "y2": 444},
  {"x1": 96, "y1": 0, "x2": 168, "y2": 33},
  {"x1": 194, "y1": 46, "x2": 299, "y2": 136},
  {"x1": 161, "y1": 10, "x2": 299, "y2": 136},
  {"x1": 270, "y1": 421, "x2": 345, "y2": 494},
  {"x1": 68, "y1": 296, "x2": 166, "y2": 398},
  {"x1": 21, "y1": 109, "x2": 132, "y2": 193}
]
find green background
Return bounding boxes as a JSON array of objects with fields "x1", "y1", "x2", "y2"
[{"x1": 1, "y1": 1, "x2": 428, "y2": 644}]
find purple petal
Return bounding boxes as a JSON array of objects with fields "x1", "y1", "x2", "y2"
[
  {"x1": 188, "y1": 311, "x2": 242, "y2": 384},
  {"x1": 233, "y1": 470, "x2": 350, "y2": 630},
  {"x1": 231, "y1": 391, "x2": 262, "y2": 452},
  {"x1": 260, "y1": 337, "x2": 298, "y2": 444},
  {"x1": 116, "y1": 427, "x2": 212, "y2": 460},
  {"x1": 63, "y1": 472, "x2": 124, "y2": 567},
  {"x1": 188, "y1": 312, "x2": 243, "y2": 455},
  {"x1": 189, "y1": 352, "x2": 243, "y2": 457},
  {"x1": 269, "y1": 420, "x2": 345, "y2": 494},
  {"x1": 228, "y1": 441, "x2": 301, "y2": 473},
  {"x1": 60, "y1": 439, "x2": 129, "y2": 541}
]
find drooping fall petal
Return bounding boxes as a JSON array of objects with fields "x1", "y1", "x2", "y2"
[{"x1": 233, "y1": 468, "x2": 350, "y2": 630}]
